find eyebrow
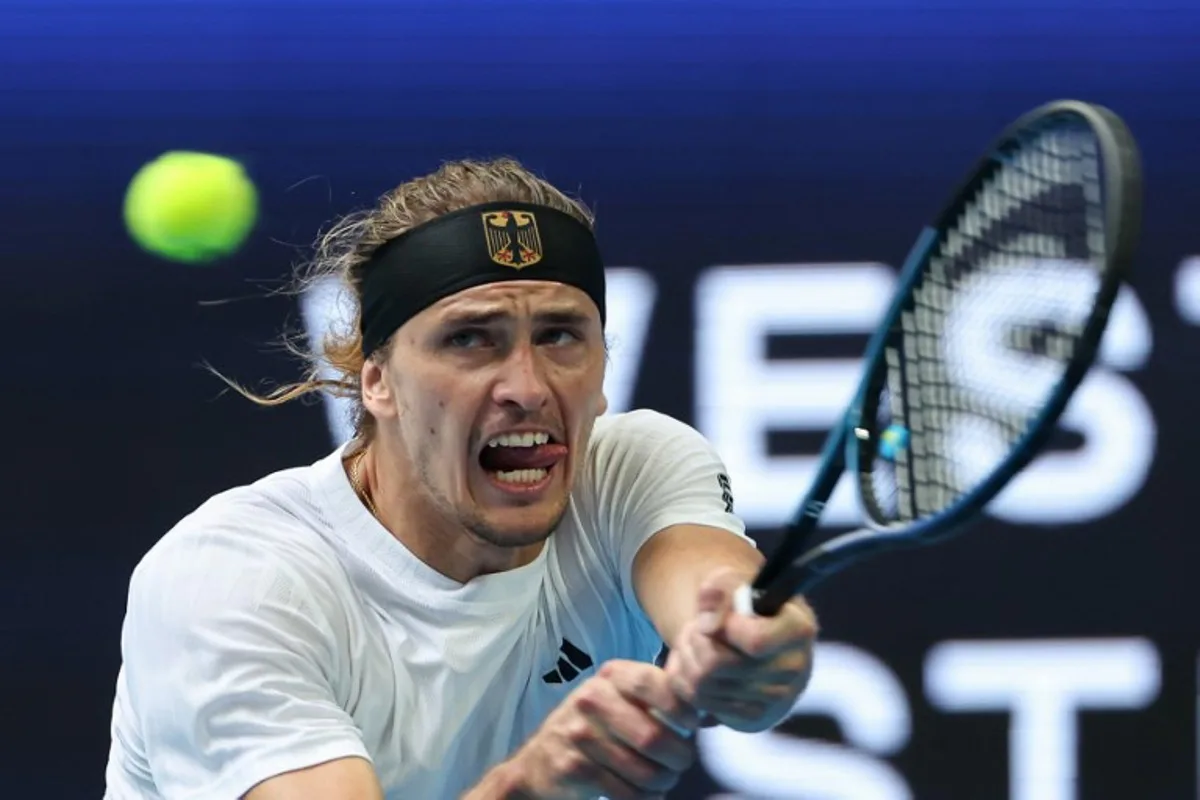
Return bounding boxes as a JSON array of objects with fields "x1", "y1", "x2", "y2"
[{"x1": 438, "y1": 307, "x2": 593, "y2": 327}]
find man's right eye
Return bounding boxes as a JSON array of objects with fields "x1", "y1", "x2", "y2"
[{"x1": 444, "y1": 329, "x2": 491, "y2": 349}]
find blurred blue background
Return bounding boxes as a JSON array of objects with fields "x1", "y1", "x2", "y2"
[{"x1": 2, "y1": 1, "x2": 1197, "y2": 798}]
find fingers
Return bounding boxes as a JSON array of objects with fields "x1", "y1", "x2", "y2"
[
  {"x1": 540, "y1": 739, "x2": 662, "y2": 800},
  {"x1": 520, "y1": 661, "x2": 697, "y2": 800},
  {"x1": 694, "y1": 567, "x2": 743, "y2": 634},
  {"x1": 599, "y1": 660, "x2": 702, "y2": 735},
  {"x1": 690, "y1": 569, "x2": 819, "y2": 659},
  {"x1": 667, "y1": 626, "x2": 747, "y2": 707},
  {"x1": 722, "y1": 594, "x2": 819, "y2": 659},
  {"x1": 664, "y1": 578, "x2": 819, "y2": 733},
  {"x1": 670, "y1": 615, "x2": 814, "y2": 691},
  {"x1": 666, "y1": 636, "x2": 805, "y2": 731},
  {"x1": 586, "y1": 664, "x2": 698, "y2": 773}
]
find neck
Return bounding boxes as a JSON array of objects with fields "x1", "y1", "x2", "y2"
[{"x1": 348, "y1": 438, "x2": 545, "y2": 584}]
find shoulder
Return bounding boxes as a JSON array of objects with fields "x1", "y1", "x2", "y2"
[
  {"x1": 113, "y1": 460, "x2": 376, "y2": 800},
  {"x1": 128, "y1": 460, "x2": 354, "y2": 635},
  {"x1": 582, "y1": 409, "x2": 726, "y2": 489},
  {"x1": 575, "y1": 409, "x2": 736, "y2": 518},
  {"x1": 586, "y1": 409, "x2": 715, "y2": 464},
  {"x1": 566, "y1": 413, "x2": 747, "y2": 628},
  {"x1": 591, "y1": 408, "x2": 705, "y2": 440}
]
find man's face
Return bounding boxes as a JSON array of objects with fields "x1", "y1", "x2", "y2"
[{"x1": 371, "y1": 280, "x2": 607, "y2": 548}]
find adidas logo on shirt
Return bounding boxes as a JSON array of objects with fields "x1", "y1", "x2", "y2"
[{"x1": 541, "y1": 638, "x2": 595, "y2": 684}]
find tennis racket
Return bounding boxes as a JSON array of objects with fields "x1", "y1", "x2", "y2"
[{"x1": 736, "y1": 99, "x2": 1143, "y2": 618}]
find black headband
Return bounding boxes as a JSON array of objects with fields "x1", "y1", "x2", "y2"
[{"x1": 358, "y1": 201, "x2": 606, "y2": 356}]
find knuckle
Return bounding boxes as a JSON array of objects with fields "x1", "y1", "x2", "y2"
[
  {"x1": 629, "y1": 724, "x2": 668, "y2": 753},
  {"x1": 572, "y1": 681, "x2": 603, "y2": 713},
  {"x1": 554, "y1": 748, "x2": 593, "y2": 781},
  {"x1": 786, "y1": 648, "x2": 813, "y2": 672},
  {"x1": 742, "y1": 631, "x2": 772, "y2": 657},
  {"x1": 618, "y1": 662, "x2": 664, "y2": 699},
  {"x1": 669, "y1": 672, "x2": 696, "y2": 702},
  {"x1": 563, "y1": 717, "x2": 594, "y2": 747},
  {"x1": 789, "y1": 600, "x2": 820, "y2": 635},
  {"x1": 623, "y1": 659, "x2": 652, "y2": 678},
  {"x1": 630, "y1": 670, "x2": 654, "y2": 699},
  {"x1": 598, "y1": 659, "x2": 626, "y2": 680},
  {"x1": 794, "y1": 595, "x2": 819, "y2": 618}
]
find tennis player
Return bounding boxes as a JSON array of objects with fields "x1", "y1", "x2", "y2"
[{"x1": 104, "y1": 158, "x2": 817, "y2": 799}]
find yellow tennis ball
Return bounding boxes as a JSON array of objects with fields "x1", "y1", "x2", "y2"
[{"x1": 124, "y1": 151, "x2": 258, "y2": 264}]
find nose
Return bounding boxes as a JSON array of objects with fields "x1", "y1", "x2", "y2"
[{"x1": 492, "y1": 342, "x2": 550, "y2": 412}]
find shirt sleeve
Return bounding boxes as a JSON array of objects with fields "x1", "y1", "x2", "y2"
[
  {"x1": 120, "y1": 520, "x2": 371, "y2": 799},
  {"x1": 587, "y1": 409, "x2": 753, "y2": 624}
]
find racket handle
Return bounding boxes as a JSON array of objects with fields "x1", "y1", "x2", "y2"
[
  {"x1": 733, "y1": 583, "x2": 756, "y2": 616},
  {"x1": 739, "y1": 564, "x2": 822, "y2": 617},
  {"x1": 733, "y1": 582, "x2": 792, "y2": 617}
]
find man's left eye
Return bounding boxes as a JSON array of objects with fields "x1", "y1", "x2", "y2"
[{"x1": 541, "y1": 328, "x2": 580, "y2": 345}]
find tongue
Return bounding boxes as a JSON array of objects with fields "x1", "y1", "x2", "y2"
[{"x1": 480, "y1": 444, "x2": 567, "y2": 472}]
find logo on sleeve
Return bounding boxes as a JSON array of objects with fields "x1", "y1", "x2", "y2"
[{"x1": 717, "y1": 473, "x2": 734, "y2": 513}]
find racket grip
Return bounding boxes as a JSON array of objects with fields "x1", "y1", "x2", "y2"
[
  {"x1": 738, "y1": 578, "x2": 801, "y2": 617},
  {"x1": 734, "y1": 583, "x2": 790, "y2": 617},
  {"x1": 733, "y1": 583, "x2": 757, "y2": 617}
]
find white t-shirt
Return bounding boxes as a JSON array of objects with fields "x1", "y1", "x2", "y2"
[{"x1": 104, "y1": 409, "x2": 749, "y2": 800}]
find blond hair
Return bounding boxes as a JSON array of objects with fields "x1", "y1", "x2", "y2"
[{"x1": 227, "y1": 157, "x2": 595, "y2": 441}]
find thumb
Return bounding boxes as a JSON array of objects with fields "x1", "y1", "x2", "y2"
[{"x1": 695, "y1": 568, "x2": 744, "y2": 635}]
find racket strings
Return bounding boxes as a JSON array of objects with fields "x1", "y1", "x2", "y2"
[{"x1": 866, "y1": 122, "x2": 1107, "y2": 525}]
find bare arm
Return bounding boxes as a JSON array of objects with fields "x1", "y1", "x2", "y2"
[
  {"x1": 631, "y1": 523, "x2": 765, "y2": 650},
  {"x1": 243, "y1": 757, "x2": 385, "y2": 800},
  {"x1": 632, "y1": 524, "x2": 816, "y2": 733}
]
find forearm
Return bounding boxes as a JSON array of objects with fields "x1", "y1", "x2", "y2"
[{"x1": 631, "y1": 525, "x2": 764, "y2": 649}]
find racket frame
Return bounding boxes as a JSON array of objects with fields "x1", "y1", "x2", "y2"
[{"x1": 747, "y1": 100, "x2": 1143, "y2": 615}]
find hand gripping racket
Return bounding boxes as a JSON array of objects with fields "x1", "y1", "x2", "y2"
[{"x1": 736, "y1": 99, "x2": 1143, "y2": 617}]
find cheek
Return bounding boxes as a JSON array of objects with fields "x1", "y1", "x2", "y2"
[
  {"x1": 398, "y1": 388, "x2": 444, "y2": 436},
  {"x1": 428, "y1": 399, "x2": 443, "y2": 437},
  {"x1": 420, "y1": 393, "x2": 469, "y2": 450},
  {"x1": 563, "y1": 375, "x2": 606, "y2": 444},
  {"x1": 576, "y1": 365, "x2": 608, "y2": 416}
]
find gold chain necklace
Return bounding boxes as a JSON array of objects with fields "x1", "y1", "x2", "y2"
[{"x1": 349, "y1": 449, "x2": 380, "y2": 520}]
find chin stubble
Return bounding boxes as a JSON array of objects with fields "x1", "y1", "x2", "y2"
[
  {"x1": 463, "y1": 502, "x2": 569, "y2": 549},
  {"x1": 418, "y1": 450, "x2": 569, "y2": 549}
]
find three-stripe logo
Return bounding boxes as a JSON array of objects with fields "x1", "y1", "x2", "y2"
[{"x1": 541, "y1": 638, "x2": 595, "y2": 684}]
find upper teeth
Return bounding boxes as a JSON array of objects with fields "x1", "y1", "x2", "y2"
[{"x1": 487, "y1": 432, "x2": 551, "y2": 448}]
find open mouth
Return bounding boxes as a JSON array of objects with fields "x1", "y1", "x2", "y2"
[{"x1": 478, "y1": 431, "x2": 568, "y2": 489}]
